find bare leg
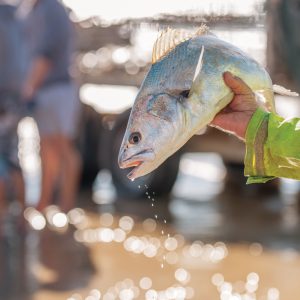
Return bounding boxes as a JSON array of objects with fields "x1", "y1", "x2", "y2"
[
  {"x1": 59, "y1": 136, "x2": 82, "y2": 212},
  {"x1": 37, "y1": 136, "x2": 62, "y2": 212}
]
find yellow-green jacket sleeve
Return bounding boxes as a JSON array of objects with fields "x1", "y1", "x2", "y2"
[{"x1": 245, "y1": 108, "x2": 300, "y2": 184}]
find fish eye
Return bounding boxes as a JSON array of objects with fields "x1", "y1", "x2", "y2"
[
  {"x1": 180, "y1": 90, "x2": 190, "y2": 98},
  {"x1": 129, "y1": 132, "x2": 141, "y2": 145}
]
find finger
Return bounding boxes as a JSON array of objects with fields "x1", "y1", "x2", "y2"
[{"x1": 223, "y1": 72, "x2": 254, "y2": 96}]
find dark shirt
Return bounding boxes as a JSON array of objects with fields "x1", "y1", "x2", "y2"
[
  {"x1": 0, "y1": 5, "x2": 26, "y2": 94},
  {"x1": 25, "y1": 0, "x2": 74, "y2": 87}
]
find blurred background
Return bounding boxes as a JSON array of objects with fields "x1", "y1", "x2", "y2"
[{"x1": 1, "y1": 0, "x2": 300, "y2": 299}]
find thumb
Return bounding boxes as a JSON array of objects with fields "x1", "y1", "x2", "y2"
[{"x1": 223, "y1": 72, "x2": 254, "y2": 96}]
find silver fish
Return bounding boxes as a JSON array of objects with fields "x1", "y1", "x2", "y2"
[{"x1": 118, "y1": 26, "x2": 295, "y2": 180}]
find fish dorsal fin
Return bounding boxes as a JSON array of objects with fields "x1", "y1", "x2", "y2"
[
  {"x1": 152, "y1": 28, "x2": 192, "y2": 64},
  {"x1": 152, "y1": 25, "x2": 209, "y2": 64}
]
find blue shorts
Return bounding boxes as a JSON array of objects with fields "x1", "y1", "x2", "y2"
[{"x1": 34, "y1": 82, "x2": 81, "y2": 139}]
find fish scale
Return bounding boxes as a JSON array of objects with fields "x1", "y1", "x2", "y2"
[{"x1": 144, "y1": 40, "x2": 196, "y2": 93}]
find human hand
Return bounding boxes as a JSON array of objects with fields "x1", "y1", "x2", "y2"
[{"x1": 210, "y1": 72, "x2": 259, "y2": 140}]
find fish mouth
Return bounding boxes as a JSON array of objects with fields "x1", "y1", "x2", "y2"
[
  {"x1": 127, "y1": 162, "x2": 144, "y2": 180},
  {"x1": 119, "y1": 149, "x2": 155, "y2": 180}
]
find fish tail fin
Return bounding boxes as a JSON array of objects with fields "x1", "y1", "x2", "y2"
[{"x1": 273, "y1": 84, "x2": 299, "y2": 97}]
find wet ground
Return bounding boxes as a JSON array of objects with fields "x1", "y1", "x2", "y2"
[{"x1": 1, "y1": 153, "x2": 300, "y2": 300}]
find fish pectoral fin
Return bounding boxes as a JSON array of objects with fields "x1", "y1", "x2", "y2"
[
  {"x1": 192, "y1": 45, "x2": 205, "y2": 82},
  {"x1": 192, "y1": 46, "x2": 205, "y2": 83},
  {"x1": 273, "y1": 84, "x2": 299, "y2": 97},
  {"x1": 195, "y1": 126, "x2": 207, "y2": 135},
  {"x1": 188, "y1": 46, "x2": 205, "y2": 98}
]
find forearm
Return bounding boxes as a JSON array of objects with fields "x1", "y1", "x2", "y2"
[{"x1": 245, "y1": 108, "x2": 300, "y2": 183}]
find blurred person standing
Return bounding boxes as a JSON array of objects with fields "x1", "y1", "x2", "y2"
[
  {"x1": 22, "y1": 0, "x2": 81, "y2": 212},
  {"x1": 0, "y1": 0, "x2": 26, "y2": 216},
  {"x1": 266, "y1": 0, "x2": 300, "y2": 93}
]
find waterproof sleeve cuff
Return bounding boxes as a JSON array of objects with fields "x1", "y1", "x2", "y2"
[{"x1": 244, "y1": 108, "x2": 275, "y2": 184}]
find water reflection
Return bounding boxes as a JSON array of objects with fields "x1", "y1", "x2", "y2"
[
  {"x1": 212, "y1": 272, "x2": 280, "y2": 300},
  {"x1": 11, "y1": 118, "x2": 300, "y2": 299},
  {"x1": 2, "y1": 187, "x2": 300, "y2": 300}
]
